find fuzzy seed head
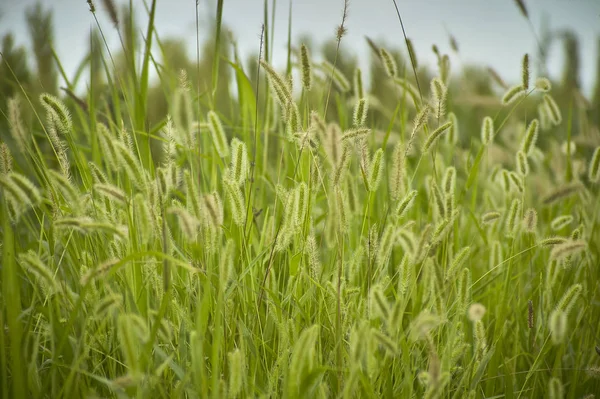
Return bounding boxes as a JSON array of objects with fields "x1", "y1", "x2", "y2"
[
  {"x1": 549, "y1": 309, "x2": 567, "y2": 345},
  {"x1": 379, "y1": 48, "x2": 397, "y2": 78},
  {"x1": 548, "y1": 377, "x2": 564, "y2": 399},
  {"x1": 516, "y1": 150, "x2": 529, "y2": 176},
  {"x1": 521, "y1": 119, "x2": 539, "y2": 155},
  {"x1": 521, "y1": 53, "x2": 529, "y2": 89},
  {"x1": 588, "y1": 146, "x2": 600, "y2": 183},
  {"x1": 523, "y1": 208, "x2": 537, "y2": 232},
  {"x1": 367, "y1": 148, "x2": 384, "y2": 192},
  {"x1": 502, "y1": 84, "x2": 527, "y2": 106},
  {"x1": 300, "y1": 43, "x2": 312, "y2": 91},
  {"x1": 423, "y1": 121, "x2": 453, "y2": 152},
  {"x1": 207, "y1": 111, "x2": 230, "y2": 158},
  {"x1": 228, "y1": 138, "x2": 249, "y2": 186},
  {"x1": 535, "y1": 77, "x2": 552, "y2": 92},
  {"x1": 353, "y1": 98, "x2": 369, "y2": 127},
  {"x1": 551, "y1": 215, "x2": 573, "y2": 231},
  {"x1": 430, "y1": 77, "x2": 447, "y2": 119},
  {"x1": 556, "y1": 283, "x2": 582, "y2": 314},
  {"x1": 543, "y1": 94, "x2": 562, "y2": 125},
  {"x1": 446, "y1": 112, "x2": 459, "y2": 144},
  {"x1": 481, "y1": 211, "x2": 501, "y2": 225},
  {"x1": 550, "y1": 240, "x2": 586, "y2": 261},
  {"x1": 468, "y1": 303, "x2": 486, "y2": 322},
  {"x1": 506, "y1": 198, "x2": 522, "y2": 237},
  {"x1": 354, "y1": 68, "x2": 364, "y2": 99},
  {"x1": 481, "y1": 116, "x2": 494, "y2": 145}
]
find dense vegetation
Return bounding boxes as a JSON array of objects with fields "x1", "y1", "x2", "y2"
[{"x1": 1, "y1": 0, "x2": 599, "y2": 398}]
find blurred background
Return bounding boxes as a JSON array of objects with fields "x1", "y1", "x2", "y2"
[{"x1": 1, "y1": 0, "x2": 599, "y2": 166}]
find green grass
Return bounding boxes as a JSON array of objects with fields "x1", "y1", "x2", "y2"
[{"x1": 1, "y1": 1, "x2": 600, "y2": 398}]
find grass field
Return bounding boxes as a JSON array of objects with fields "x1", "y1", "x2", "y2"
[{"x1": 1, "y1": 0, "x2": 600, "y2": 398}]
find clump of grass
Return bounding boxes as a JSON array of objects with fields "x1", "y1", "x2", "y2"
[{"x1": 1, "y1": 2, "x2": 599, "y2": 398}]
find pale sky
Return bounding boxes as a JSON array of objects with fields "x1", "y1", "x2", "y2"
[{"x1": 1, "y1": 0, "x2": 599, "y2": 94}]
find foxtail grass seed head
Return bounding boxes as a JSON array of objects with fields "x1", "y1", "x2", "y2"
[
  {"x1": 168, "y1": 206, "x2": 200, "y2": 241},
  {"x1": 543, "y1": 94, "x2": 562, "y2": 125},
  {"x1": 390, "y1": 142, "x2": 406, "y2": 200},
  {"x1": 506, "y1": 198, "x2": 522, "y2": 237},
  {"x1": 227, "y1": 138, "x2": 248, "y2": 186},
  {"x1": 589, "y1": 146, "x2": 600, "y2": 183},
  {"x1": 321, "y1": 60, "x2": 350, "y2": 92},
  {"x1": 224, "y1": 180, "x2": 245, "y2": 226},
  {"x1": 354, "y1": 68, "x2": 364, "y2": 99},
  {"x1": 379, "y1": 48, "x2": 397, "y2": 78},
  {"x1": 40, "y1": 93, "x2": 72, "y2": 135},
  {"x1": 528, "y1": 300, "x2": 534, "y2": 328},
  {"x1": 549, "y1": 309, "x2": 567, "y2": 344},
  {"x1": 542, "y1": 182, "x2": 581, "y2": 205},
  {"x1": 535, "y1": 77, "x2": 552, "y2": 92},
  {"x1": 516, "y1": 150, "x2": 529, "y2": 176},
  {"x1": 468, "y1": 303, "x2": 486, "y2": 322},
  {"x1": 482, "y1": 211, "x2": 501, "y2": 225},
  {"x1": 94, "y1": 183, "x2": 128, "y2": 205},
  {"x1": 556, "y1": 283, "x2": 582, "y2": 314},
  {"x1": 0, "y1": 143, "x2": 12, "y2": 175},
  {"x1": 396, "y1": 190, "x2": 418, "y2": 219},
  {"x1": 551, "y1": 215, "x2": 573, "y2": 231},
  {"x1": 481, "y1": 116, "x2": 494, "y2": 145},
  {"x1": 8, "y1": 98, "x2": 28, "y2": 153},
  {"x1": 548, "y1": 377, "x2": 564, "y2": 399},
  {"x1": 228, "y1": 349, "x2": 244, "y2": 397},
  {"x1": 300, "y1": 43, "x2": 312, "y2": 91},
  {"x1": 523, "y1": 208, "x2": 537, "y2": 232},
  {"x1": 423, "y1": 121, "x2": 453, "y2": 152},
  {"x1": 260, "y1": 60, "x2": 293, "y2": 111},
  {"x1": 502, "y1": 84, "x2": 526, "y2": 106},
  {"x1": 367, "y1": 149, "x2": 384, "y2": 192},
  {"x1": 286, "y1": 101, "x2": 301, "y2": 139},
  {"x1": 430, "y1": 77, "x2": 447, "y2": 119},
  {"x1": 353, "y1": 97, "x2": 369, "y2": 127},
  {"x1": 341, "y1": 127, "x2": 370, "y2": 143},
  {"x1": 550, "y1": 240, "x2": 586, "y2": 261},
  {"x1": 446, "y1": 246, "x2": 471, "y2": 281},
  {"x1": 207, "y1": 111, "x2": 230, "y2": 158},
  {"x1": 539, "y1": 236, "x2": 568, "y2": 247},
  {"x1": 406, "y1": 38, "x2": 418, "y2": 68},
  {"x1": 521, "y1": 119, "x2": 539, "y2": 155},
  {"x1": 509, "y1": 171, "x2": 524, "y2": 193},
  {"x1": 446, "y1": 112, "x2": 459, "y2": 144},
  {"x1": 521, "y1": 53, "x2": 529, "y2": 89}
]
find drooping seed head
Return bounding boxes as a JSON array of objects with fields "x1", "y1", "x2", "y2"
[
  {"x1": 379, "y1": 48, "x2": 397, "y2": 78},
  {"x1": 481, "y1": 211, "x2": 501, "y2": 225},
  {"x1": 423, "y1": 121, "x2": 453, "y2": 152},
  {"x1": 502, "y1": 84, "x2": 527, "y2": 105},
  {"x1": 543, "y1": 94, "x2": 562, "y2": 125},
  {"x1": 550, "y1": 240, "x2": 586, "y2": 262},
  {"x1": 520, "y1": 119, "x2": 539, "y2": 155},
  {"x1": 588, "y1": 146, "x2": 600, "y2": 183},
  {"x1": 550, "y1": 215, "x2": 573, "y2": 231},
  {"x1": 535, "y1": 77, "x2": 552, "y2": 92},
  {"x1": 542, "y1": 182, "x2": 581, "y2": 205}
]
